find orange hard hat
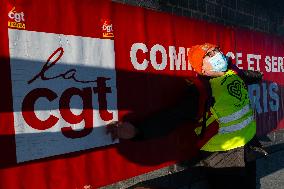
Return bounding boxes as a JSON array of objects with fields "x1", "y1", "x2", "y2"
[{"x1": 188, "y1": 43, "x2": 217, "y2": 74}]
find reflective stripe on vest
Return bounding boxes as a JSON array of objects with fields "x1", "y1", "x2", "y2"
[
  {"x1": 219, "y1": 115, "x2": 253, "y2": 134},
  {"x1": 195, "y1": 109, "x2": 253, "y2": 135},
  {"x1": 218, "y1": 104, "x2": 250, "y2": 124}
]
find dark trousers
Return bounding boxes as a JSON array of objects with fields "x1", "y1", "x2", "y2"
[{"x1": 195, "y1": 141, "x2": 258, "y2": 189}]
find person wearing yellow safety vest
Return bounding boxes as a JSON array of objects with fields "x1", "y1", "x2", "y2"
[
  {"x1": 194, "y1": 69, "x2": 256, "y2": 151},
  {"x1": 194, "y1": 61, "x2": 256, "y2": 152},
  {"x1": 106, "y1": 43, "x2": 267, "y2": 189}
]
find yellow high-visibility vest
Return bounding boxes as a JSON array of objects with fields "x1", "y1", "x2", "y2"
[{"x1": 195, "y1": 70, "x2": 256, "y2": 151}]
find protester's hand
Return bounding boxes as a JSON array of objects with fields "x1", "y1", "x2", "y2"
[{"x1": 106, "y1": 121, "x2": 137, "y2": 141}]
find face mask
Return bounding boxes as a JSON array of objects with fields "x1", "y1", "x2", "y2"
[{"x1": 208, "y1": 52, "x2": 228, "y2": 72}]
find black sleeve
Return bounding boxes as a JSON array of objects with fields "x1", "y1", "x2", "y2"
[
  {"x1": 241, "y1": 70, "x2": 263, "y2": 85},
  {"x1": 131, "y1": 83, "x2": 200, "y2": 141},
  {"x1": 229, "y1": 61, "x2": 263, "y2": 85}
]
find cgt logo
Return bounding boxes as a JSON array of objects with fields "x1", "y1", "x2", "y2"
[
  {"x1": 8, "y1": 29, "x2": 118, "y2": 162},
  {"x1": 22, "y1": 48, "x2": 114, "y2": 139},
  {"x1": 101, "y1": 19, "x2": 114, "y2": 39},
  {"x1": 8, "y1": 7, "x2": 26, "y2": 29}
]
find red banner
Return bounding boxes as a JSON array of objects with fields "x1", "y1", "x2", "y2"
[{"x1": 0, "y1": 0, "x2": 283, "y2": 188}]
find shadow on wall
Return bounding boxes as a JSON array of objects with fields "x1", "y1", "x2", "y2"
[{"x1": 0, "y1": 56, "x2": 200, "y2": 169}]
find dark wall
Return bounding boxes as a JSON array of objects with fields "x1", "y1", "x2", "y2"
[{"x1": 112, "y1": 0, "x2": 284, "y2": 36}]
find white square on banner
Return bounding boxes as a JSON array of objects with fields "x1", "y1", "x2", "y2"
[{"x1": 8, "y1": 29, "x2": 118, "y2": 163}]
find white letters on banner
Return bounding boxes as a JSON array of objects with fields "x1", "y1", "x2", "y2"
[
  {"x1": 265, "y1": 56, "x2": 284, "y2": 72},
  {"x1": 130, "y1": 43, "x2": 191, "y2": 71},
  {"x1": 130, "y1": 42, "x2": 284, "y2": 74},
  {"x1": 8, "y1": 29, "x2": 118, "y2": 163}
]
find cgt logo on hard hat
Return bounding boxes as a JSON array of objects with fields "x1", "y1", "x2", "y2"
[{"x1": 8, "y1": 7, "x2": 26, "y2": 29}]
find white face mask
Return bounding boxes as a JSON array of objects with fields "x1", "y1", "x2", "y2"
[{"x1": 208, "y1": 52, "x2": 228, "y2": 72}]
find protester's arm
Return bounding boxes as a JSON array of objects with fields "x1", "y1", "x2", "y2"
[
  {"x1": 229, "y1": 62, "x2": 263, "y2": 84},
  {"x1": 106, "y1": 83, "x2": 200, "y2": 141},
  {"x1": 241, "y1": 70, "x2": 263, "y2": 84}
]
